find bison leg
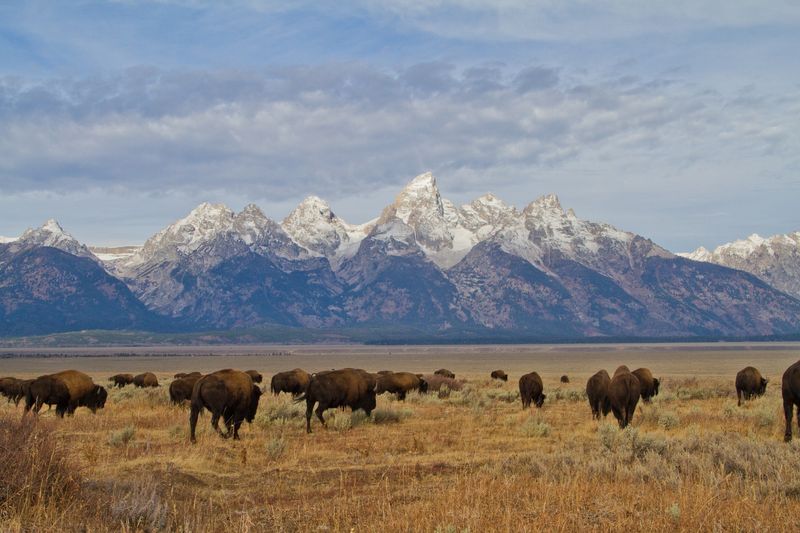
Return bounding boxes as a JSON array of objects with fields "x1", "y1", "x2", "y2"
[
  {"x1": 397, "y1": 391, "x2": 407, "y2": 402},
  {"x1": 305, "y1": 398, "x2": 315, "y2": 434},
  {"x1": 189, "y1": 404, "x2": 201, "y2": 444},
  {"x1": 210, "y1": 413, "x2": 223, "y2": 435},
  {"x1": 784, "y1": 399, "x2": 795, "y2": 442},
  {"x1": 232, "y1": 420, "x2": 242, "y2": 440},
  {"x1": 315, "y1": 403, "x2": 327, "y2": 428},
  {"x1": 737, "y1": 389, "x2": 742, "y2": 407}
]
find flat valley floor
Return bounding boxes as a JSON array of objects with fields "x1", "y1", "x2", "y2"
[{"x1": 2, "y1": 343, "x2": 800, "y2": 531}]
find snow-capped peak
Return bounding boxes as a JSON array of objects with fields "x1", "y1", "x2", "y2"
[
  {"x1": 525, "y1": 193, "x2": 563, "y2": 214},
  {"x1": 13, "y1": 219, "x2": 96, "y2": 260},
  {"x1": 282, "y1": 195, "x2": 374, "y2": 261},
  {"x1": 0, "y1": 235, "x2": 17, "y2": 244}
]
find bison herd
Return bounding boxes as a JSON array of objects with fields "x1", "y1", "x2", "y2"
[{"x1": 3, "y1": 360, "x2": 800, "y2": 443}]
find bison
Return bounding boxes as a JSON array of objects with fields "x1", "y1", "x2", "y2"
[
  {"x1": 586, "y1": 369, "x2": 611, "y2": 420},
  {"x1": 377, "y1": 370, "x2": 394, "y2": 376},
  {"x1": 174, "y1": 372, "x2": 202, "y2": 379},
  {"x1": 735, "y1": 366, "x2": 768, "y2": 406},
  {"x1": 490, "y1": 370, "x2": 508, "y2": 382},
  {"x1": 270, "y1": 368, "x2": 311, "y2": 397},
  {"x1": 608, "y1": 366, "x2": 640, "y2": 428},
  {"x1": 560, "y1": 375, "x2": 570, "y2": 384},
  {"x1": 375, "y1": 372, "x2": 428, "y2": 400},
  {"x1": 519, "y1": 372, "x2": 545, "y2": 409},
  {"x1": 189, "y1": 369, "x2": 261, "y2": 443},
  {"x1": 782, "y1": 360, "x2": 800, "y2": 442},
  {"x1": 133, "y1": 372, "x2": 159, "y2": 388},
  {"x1": 0, "y1": 377, "x2": 29, "y2": 406},
  {"x1": 632, "y1": 368, "x2": 660, "y2": 403},
  {"x1": 434, "y1": 369, "x2": 455, "y2": 379},
  {"x1": 25, "y1": 370, "x2": 107, "y2": 417},
  {"x1": 297, "y1": 368, "x2": 377, "y2": 433},
  {"x1": 109, "y1": 374, "x2": 134, "y2": 388},
  {"x1": 169, "y1": 374, "x2": 202, "y2": 405},
  {"x1": 245, "y1": 370, "x2": 263, "y2": 383}
]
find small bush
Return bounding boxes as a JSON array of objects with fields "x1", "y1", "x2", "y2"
[
  {"x1": 520, "y1": 416, "x2": 551, "y2": 438},
  {"x1": 552, "y1": 388, "x2": 587, "y2": 402},
  {"x1": 423, "y1": 375, "x2": 463, "y2": 392},
  {"x1": 108, "y1": 426, "x2": 136, "y2": 447},
  {"x1": 372, "y1": 408, "x2": 411, "y2": 424},
  {"x1": 597, "y1": 422, "x2": 617, "y2": 450},
  {"x1": 485, "y1": 389, "x2": 519, "y2": 403},
  {"x1": 266, "y1": 437, "x2": 287, "y2": 460},
  {"x1": 658, "y1": 411, "x2": 680, "y2": 430},
  {"x1": 111, "y1": 479, "x2": 168, "y2": 530}
]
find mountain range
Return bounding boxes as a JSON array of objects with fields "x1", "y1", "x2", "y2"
[{"x1": 2, "y1": 172, "x2": 799, "y2": 340}]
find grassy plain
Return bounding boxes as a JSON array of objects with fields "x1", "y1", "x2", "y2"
[{"x1": 1, "y1": 343, "x2": 800, "y2": 532}]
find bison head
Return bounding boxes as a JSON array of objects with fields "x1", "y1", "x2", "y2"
[
  {"x1": 247, "y1": 385, "x2": 262, "y2": 423},
  {"x1": 88, "y1": 385, "x2": 108, "y2": 412},
  {"x1": 758, "y1": 377, "x2": 768, "y2": 395},
  {"x1": 653, "y1": 378, "x2": 661, "y2": 396},
  {"x1": 418, "y1": 378, "x2": 429, "y2": 394},
  {"x1": 535, "y1": 393, "x2": 546, "y2": 408}
]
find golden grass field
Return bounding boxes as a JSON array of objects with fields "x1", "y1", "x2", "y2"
[{"x1": 2, "y1": 343, "x2": 800, "y2": 532}]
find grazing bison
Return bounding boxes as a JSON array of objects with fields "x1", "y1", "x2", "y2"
[
  {"x1": 735, "y1": 366, "x2": 768, "y2": 406},
  {"x1": 109, "y1": 374, "x2": 134, "y2": 388},
  {"x1": 0, "y1": 377, "x2": 27, "y2": 405},
  {"x1": 608, "y1": 366, "x2": 640, "y2": 428},
  {"x1": 560, "y1": 375, "x2": 570, "y2": 384},
  {"x1": 519, "y1": 372, "x2": 546, "y2": 409},
  {"x1": 189, "y1": 369, "x2": 261, "y2": 443},
  {"x1": 174, "y1": 372, "x2": 202, "y2": 379},
  {"x1": 375, "y1": 372, "x2": 428, "y2": 400},
  {"x1": 298, "y1": 368, "x2": 377, "y2": 433},
  {"x1": 245, "y1": 370, "x2": 263, "y2": 383},
  {"x1": 586, "y1": 370, "x2": 611, "y2": 420},
  {"x1": 632, "y1": 368, "x2": 660, "y2": 403},
  {"x1": 377, "y1": 370, "x2": 394, "y2": 376},
  {"x1": 133, "y1": 372, "x2": 159, "y2": 388},
  {"x1": 169, "y1": 375, "x2": 202, "y2": 405},
  {"x1": 270, "y1": 368, "x2": 311, "y2": 396},
  {"x1": 782, "y1": 360, "x2": 800, "y2": 442},
  {"x1": 25, "y1": 370, "x2": 107, "y2": 417},
  {"x1": 490, "y1": 370, "x2": 508, "y2": 382},
  {"x1": 434, "y1": 369, "x2": 455, "y2": 379}
]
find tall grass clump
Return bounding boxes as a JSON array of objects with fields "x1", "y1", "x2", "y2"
[
  {"x1": 108, "y1": 425, "x2": 136, "y2": 447},
  {"x1": 0, "y1": 415, "x2": 86, "y2": 525},
  {"x1": 372, "y1": 407, "x2": 412, "y2": 424},
  {"x1": 519, "y1": 415, "x2": 551, "y2": 438}
]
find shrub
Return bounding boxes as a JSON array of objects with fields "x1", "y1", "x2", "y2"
[
  {"x1": 597, "y1": 422, "x2": 617, "y2": 450},
  {"x1": 485, "y1": 389, "x2": 519, "y2": 403},
  {"x1": 372, "y1": 408, "x2": 412, "y2": 424},
  {"x1": 111, "y1": 479, "x2": 168, "y2": 531},
  {"x1": 520, "y1": 416, "x2": 551, "y2": 438},
  {"x1": 658, "y1": 411, "x2": 680, "y2": 430},
  {"x1": 266, "y1": 437, "x2": 287, "y2": 460},
  {"x1": 108, "y1": 426, "x2": 136, "y2": 447}
]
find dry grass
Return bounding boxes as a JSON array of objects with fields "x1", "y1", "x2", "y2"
[{"x1": 1, "y1": 364, "x2": 800, "y2": 531}]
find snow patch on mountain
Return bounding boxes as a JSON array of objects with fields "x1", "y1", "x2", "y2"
[
  {"x1": 9, "y1": 219, "x2": 97, "y2": 261},
  {"x1": 0, "y1": 235, "x2": 17, "y2": 244}
]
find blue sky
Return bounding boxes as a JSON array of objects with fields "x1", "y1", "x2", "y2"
[{"x1": 0, "y1": 1, "x2": 798, "y2": 250}]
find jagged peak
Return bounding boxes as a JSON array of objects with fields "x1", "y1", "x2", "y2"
[
  {"x1": 406, "y1": 171, "x2": 436, "y2": 190},
  {"x1": 526, "y1": 193, "x2": 563, "y2": 212},
  {"x1": 20, "y1": 218, "x2": 73, "y2": 241},
  {"x1": 239, "y1": 203, "x2": 265, "y2": 216},
  {"x1": 41, "y1": 218, "x2": 65, "y2": 234},
  {"x1": 184, "y1": 202, "x2": 233, "y2": 221}
]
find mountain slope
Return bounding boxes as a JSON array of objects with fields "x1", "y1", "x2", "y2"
[{"x1": 0, "y1": 247, "x2": 162, "y2": 336}]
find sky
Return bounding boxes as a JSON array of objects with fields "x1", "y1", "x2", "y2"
[{"x1": 0, "y1": 1, "x2": 798, "y2": 251}]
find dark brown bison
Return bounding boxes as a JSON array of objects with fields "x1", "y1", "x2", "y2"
[
  {"x1": 735, "y1": 366, "x2": 768, "y2": 406},
  {"x1": 375, "y1": 372, "x2": 428, "y2": 400},
  {"x1": 519, "y1": 372, "x2": 545, "y2": 409},
  {"x1": 169, "y1": 374, "x2": 202, "y2": 405},
  {"x1": 560, "y1": 375, "x2": 570, "y2": 383},
  {"x1": 434, "y1": 369, "x2": 455, "y2": 379},
  {"x1": 490, "y1": 370, "x2": 508, "y2": 382},
  {"x1": 133, "y1": 372, "x2": 159, "y2": 388},
  {"x1": 270, "y1": 368, "x2": 311, "y2": 396},
  {"x1": 189, "y1": 369, "x2": 261, "y2": 443},
  {"x1": 632, "y1": 368, "x2": 660, "y2": 403},
  {"x1": 25, "y1": 370, "x2": 107, "y2": 417},
  {"x1": 109, "y1": 373, "x2": 134, "y2": 388},
  {"x1": 586, "y1": 370, "x2": 611, "y2": 419},
  {"x1": 608, "y1": 366, "x2": 640, "y2": 428},
  {"x1": 377, "y1": 370, "x2": 394, "y2": 375},
  {"x1": 298, "y1": 368, "x2": 377, "y2": 433},
  {"x1": 782, "y1": 360, "x2": 800, "y2": 442},
  {"x1": 0, "y1": 377, "x2": 28, "y2": 406},
  {"x1": 174, "y1": 372, "x2": 202, "y2": 379},
  {"x1": 245, "y1": 370, "x2": 263, "y2": 383}
]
